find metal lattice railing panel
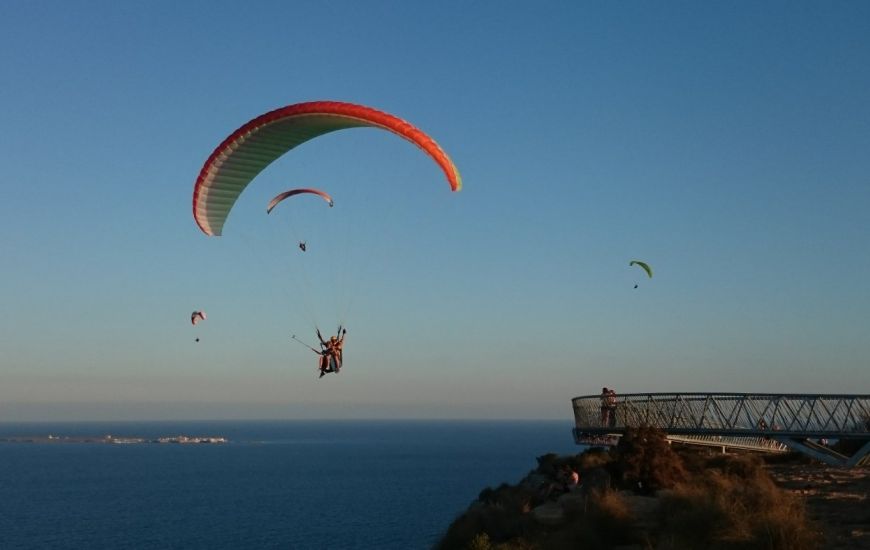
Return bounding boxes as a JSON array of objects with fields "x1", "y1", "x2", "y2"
[{"x1": 572, "y1": 393, "x2": 870, "y2": 438}]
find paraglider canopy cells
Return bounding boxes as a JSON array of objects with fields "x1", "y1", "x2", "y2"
[
  {"x1": 193, "y1": 101, "x2": 462, "y2": 237},
  {"x1": 266, "y1": 188, "x2": 334, "y2": 214}
]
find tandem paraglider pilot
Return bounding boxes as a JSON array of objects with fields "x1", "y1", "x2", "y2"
[{"x1": 316, "y1": 328, "x2": 346, "y2": 378}]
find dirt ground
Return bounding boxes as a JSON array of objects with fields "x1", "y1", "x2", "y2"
[{"x1": 767, "y1": 463, "x2": 870, "y2": 549}]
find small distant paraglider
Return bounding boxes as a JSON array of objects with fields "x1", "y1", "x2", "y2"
[
  {"x1": 266, "y1": 188, "x2": 334, "y2": 253},
  {"x1": 191, "y1": 310, "x2": 206, "y2": 342},
  {"x1": 629, "y1": 260, "x2": 652, "y2": 289},
  {"x1": 266, "y1": 188, "x2": 334, "y2": 214}
]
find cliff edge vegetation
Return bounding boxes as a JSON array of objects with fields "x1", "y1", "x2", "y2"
[{"x1": 436, "y1": 427, "x2": 840, "y2": 550}]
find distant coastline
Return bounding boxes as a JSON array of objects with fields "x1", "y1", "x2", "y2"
[{"x1": 0, "y1": 434, "x2": 228, "y2": 444}]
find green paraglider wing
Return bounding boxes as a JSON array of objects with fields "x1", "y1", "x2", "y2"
[{"x1": 629, "y1": 261, "x2": 653, "y2": 278}]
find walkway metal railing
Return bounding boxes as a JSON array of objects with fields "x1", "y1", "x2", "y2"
[{"x1": 571, "y1": 393, "x2": 870, "y2": 467}]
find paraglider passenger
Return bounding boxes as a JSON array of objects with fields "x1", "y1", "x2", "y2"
[
  {"x1": 316, "y1": 330, "x2": 334, "y2": 377},
  {"x1": 299, "y1": 241, "x2": 307, "y2": 252},
  {"x1": 318, "y1": 340, "x2": 338, "y2": 377},
  {"x1": 327, "y1": 336, "x2": 339, "y2": 372},
  {"x1": 332, "y1": 329, "x2": 346, "y2": 371},
  {"x1": 318, "y1": 348, "x2": 331, "y2": 378}
]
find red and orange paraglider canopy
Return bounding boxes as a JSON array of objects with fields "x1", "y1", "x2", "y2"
[{"x1": 193, "y1": 101, "x2": 462, "y2": 236}]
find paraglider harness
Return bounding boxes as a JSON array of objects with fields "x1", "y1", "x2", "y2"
[{"x1": 292, "y1": 327, "x2": 345, "y2": 378}]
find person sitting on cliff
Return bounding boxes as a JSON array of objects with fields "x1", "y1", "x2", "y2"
[
  {"x1": 566, "y1": 467, "x2": 580, "y2": 491},
  {"x1": 542, "y1": 465, "x2": 579, "y2": 499}
]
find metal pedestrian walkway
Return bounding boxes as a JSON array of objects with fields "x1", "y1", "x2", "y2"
[{"x1": 571, "y1": 393, "x2": 870, "y2": 467}]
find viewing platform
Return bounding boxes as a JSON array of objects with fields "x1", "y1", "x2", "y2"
[{"x1": 571, "y1": 392, "x2": 870, "y2": 468}]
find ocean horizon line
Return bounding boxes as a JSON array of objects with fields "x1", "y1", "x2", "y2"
[{"x1": 0, "y1": 417, "x2": 573, "y2": 426}]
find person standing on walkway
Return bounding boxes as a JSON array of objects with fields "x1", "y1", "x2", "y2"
[
  {"x1": 606, "y1": 388, "x2": 618, "y2": 428},
  {"x1": 600, "y1": 387, "x2": 611, "y2": 427}
]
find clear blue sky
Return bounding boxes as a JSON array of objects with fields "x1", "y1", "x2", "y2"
[{"x1": 1, "y1": 1, "x2": 868, "y2": 421}]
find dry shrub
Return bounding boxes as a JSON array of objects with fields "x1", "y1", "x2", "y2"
[
  {"x1": 757, "y1": 492, "x2": 821, "y2": 550},
  {"x1": 656, "y1": 464, "x2": 820, "y2": 549},
  {"x1": 549, "y1": 489, "x2": 639, "y2": 549},
  {"x1": 705, "y1": 453, "x2": 767, "y2": 481},
  {"x1": 571, "y1": 447, "x2": 613, "y2": 471},
  {"x1": 467, "y1": 532, "x2": 493, "y2": 550},
  {"x1": 436, "y1": 507, "x2": 526, "y2": 550},
  {"x1": 435, "y1": 510, "x2": 484, "y2": 550},
  {"x1": 464, "y1": 532, "x2": 538, "y2": 550},
  {"x1": 534, "y1": 453, "x2": 561, "y2": 478},
  {"x1": 613, "y1": 427, "x2": 688, "y2": 493},
  {"x1": 588, "y1": 489, "x2": 632, "y2": 525},
  {"x1": 672, "y1": 444, "x2": 723, "y2": 472},
  {"x1": 757, "y1": 449, "x2": 813, "y2": 466},
  {"x1": 437, "y1": 484, "x2": 540, "y2": 550},
  {"x1": 534, "y1": 448, "x2": 614, "y2": 480},
  {"x1": 658, "y1": 472, "x2": 749, "y2": 546}
]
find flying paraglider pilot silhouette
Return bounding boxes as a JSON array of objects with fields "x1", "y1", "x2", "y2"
[
  {"x1": 629, "y1": 260, "x2": 652, "y2": 289},
  {"x1": 191, "y1": 310, "x2": 206, "y2": 342}
]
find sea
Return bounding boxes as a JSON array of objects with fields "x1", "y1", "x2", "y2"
[{"x1": 0, "y1": 420, "x2": 582, "y2": 549}]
